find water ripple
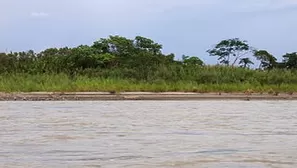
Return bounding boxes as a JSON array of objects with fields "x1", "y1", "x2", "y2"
[{"x1": 0, "y1": 100, "x2": 297, "y2": 168}]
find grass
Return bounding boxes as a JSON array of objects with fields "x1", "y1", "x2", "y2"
[{"x1": 0, "y1": 73, "x2": 297, "y2": 93}]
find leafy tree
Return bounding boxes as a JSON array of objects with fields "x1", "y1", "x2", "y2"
[
  {"x1": 134, "y1": 36, "x2": 162, "y2": 55},
  {"x1": 37, "y1": 47, "x2": 72, "y2": 73},
  {"x1": 164, "y1": 53, "x2": 176, "y2": 64},
  {"x1": 207, "y1": 38, "x2": 251, "y2": 66},
  {"x1": 107, "y1": 36, "x2": 134, "y2": 56},
  {"x1": 239, "y1": 57, "x2": 254, "y2": 68},
  {"x1": 254, "y1": 50, "x2": 277, "y2": 70},
  {"x1": 182, "y1": 55, "x2": 204, "y2": 66},
  {"x1": 0, "y1": 53, "x2": 11, "y2": 73},
  {"x1": 92, "y1": 38, "x2": 110, "y2": 54},
  {"x1": 68, "y1": 45, "x2": 103, "y2": 70},
  {"x1": 92, "y1": 36, "x2": 163, "y2": 69},
  {"x1": 283, "y1": 52, "x2": 297, "y2": 69}
]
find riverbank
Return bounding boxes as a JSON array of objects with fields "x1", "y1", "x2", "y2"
[
  {"x1": 0, "y1": 92, "x2": 296, "y2": 101},
  {"x1": 1, "y1": 73, "x2": 297, "y2": 93}
]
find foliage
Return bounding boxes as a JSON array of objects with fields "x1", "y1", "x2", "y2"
[
  {"x1": 1, "y1": 68, "x2": 297, "y2": 92},
  {"x1": 207, "y1": 38, "x2": 252, "y2": 66},
  {"x1": 0, "y1": 35, "x2": 297, "y2": 93},
  {"x1": 239, "y1": 57, "x2": 254, "y2": 68},
  {"x1": 283, "y1": 52, "x2": 297, "y2": 69},
  {"x1": 182, "y1": 55, "x2": 204, "y2": 66},
  {"x1": 254, "y1": 50, "x2": 277, "y2": 70}
]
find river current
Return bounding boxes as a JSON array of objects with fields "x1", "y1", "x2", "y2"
[{"x1": 1, "y1": 101, "x2": 296, "y2": 168}]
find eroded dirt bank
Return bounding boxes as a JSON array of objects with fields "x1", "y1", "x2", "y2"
[{"x1": 0, "y1": 92, "x2": 297, "y2": 101}]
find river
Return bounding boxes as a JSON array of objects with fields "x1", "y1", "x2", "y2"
[{"x1": 1, "y1": 101, "x2": 297, "y2": 168}]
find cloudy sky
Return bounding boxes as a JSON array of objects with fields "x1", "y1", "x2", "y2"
[{"x1": 1, "y1": 0, "x2": 297, "y2": 64}]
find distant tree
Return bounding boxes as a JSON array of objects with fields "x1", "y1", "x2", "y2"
[
  {"x1": 134, "y1": 36, "x2": 162, "y2": 55},
  {"x1": 283, "y1": 52, "x2": 297, "y2": 69},
  {"x1": 182, "y1": 55, "x2": 204, "y2": 66},
  {"x1": 239, "y1": 57, "x2": 254, "y2": 68},
  {"x1": 254, "y1": 50, "x2": 277, "y2": 70},
  {"x1": 0, "y1": 53, "x2": 10, "y2": 72},
  {"x1": 207, "y1": 38, "x2": 251, "y2": 66},
  {"x1": 91, "y1": 35, "x2": 166, "y2": 69}
]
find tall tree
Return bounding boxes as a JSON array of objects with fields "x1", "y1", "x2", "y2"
[
  {"x1": 283, "y1": 52, "x2": 297, "y2": 69},
  {"x1": 239, "y1": 57, "x2": 254, "y2": 68},
  {"x1": 207, "y1": 38, "x2": 251, "y2": 66},
  {"x1": 254, "y1": 50, "x2": 277, "y2": 70}
]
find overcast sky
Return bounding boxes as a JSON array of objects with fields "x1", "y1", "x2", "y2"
[{"x1": 1, "y1": 0, "x2": 297, "y2": 64}]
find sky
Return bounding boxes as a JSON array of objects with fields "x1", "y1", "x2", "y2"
[{"x1": 1, "y1": 0, "x2": 297, "y2": 64}]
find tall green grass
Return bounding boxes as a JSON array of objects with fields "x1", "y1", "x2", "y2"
[{"x1": 1, "y1": 67, "x2": 297, "y2": 93}]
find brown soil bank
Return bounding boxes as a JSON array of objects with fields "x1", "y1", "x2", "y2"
[{"x1": 0, "y1": 92, "x2": 297, "y2": 101}]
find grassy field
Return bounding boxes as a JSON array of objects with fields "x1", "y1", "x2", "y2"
[{"x1": 0, "y1": 73, "x2": 296, "y2": 94}]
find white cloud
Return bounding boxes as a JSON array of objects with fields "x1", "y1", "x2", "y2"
[{"x1": 30, "y1": 12, "x2": 49, "y2": 17}]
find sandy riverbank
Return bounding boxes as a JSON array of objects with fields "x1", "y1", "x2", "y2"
[{"x1": 0, "y1": 92, "x2": 297, "y2": 101}]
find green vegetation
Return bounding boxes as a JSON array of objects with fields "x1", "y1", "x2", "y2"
[{"x1": 0, "y1": 36, "x2": 297, "y2": 93}]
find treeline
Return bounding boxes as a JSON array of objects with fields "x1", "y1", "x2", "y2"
[
  {"x1": 0, "y1": 36, "x2": 203, "y2": 79},
  {"x1": 0, "y1": 36, "x2": 297, "y2": 85},
  {"x1": 207, "y1": 38, "x2": 297, "y2": 70}
]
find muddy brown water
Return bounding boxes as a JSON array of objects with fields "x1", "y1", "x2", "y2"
[{"x1": 1, "y1": 101, "x2": 297, "y2": 168}]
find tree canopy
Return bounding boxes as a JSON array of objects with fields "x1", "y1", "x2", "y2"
[
  {"x1": 207, "y1": 38, "x2": 252, "y2": 66},
  {"x1": 254, "y1": 50, "x2": 277, "y2": 70},
  {"x1": 0, "y1": 35, "x2": 296, "y2": 81},
  {"x1": 283, "y1": 52, "x2": 297, "y2": 69},
  {"x1": 239, "y1": 58, "x2": 254, "y2": 68}
]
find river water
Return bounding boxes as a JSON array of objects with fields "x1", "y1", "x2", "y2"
[{"x1": 0, "y1": 101, "x2": 297, "y2": 168}]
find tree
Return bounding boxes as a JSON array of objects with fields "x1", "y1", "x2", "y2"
[
  {"x1": 283, "y1": 52, "x2": 297, "y2": 69},
  {"x1": 254, "y1": 50, "x2": 277, "y2": 70},
  {"x1": 91, "y1": 36, "x2": 165, "y2": 69},
  {"x1": 0, "y1": 53, "x2": 11, "y2": 73},
  {"x1": 182, "y1": 55, "x2": 204, "y2": 66},
  {"x1": 134, "y1": 36, "x2": 162, "y2": 55},
  {"x1": 239, "y1": 57, "x2": 254, "y2": 68},
  {"x1": 207, "y1": 38, "x2": 251, "y2": 66}
]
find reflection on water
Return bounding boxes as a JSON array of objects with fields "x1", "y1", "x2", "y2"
[{"x1": 0, "y1": 101, "x2": 297, "y2": 168}]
